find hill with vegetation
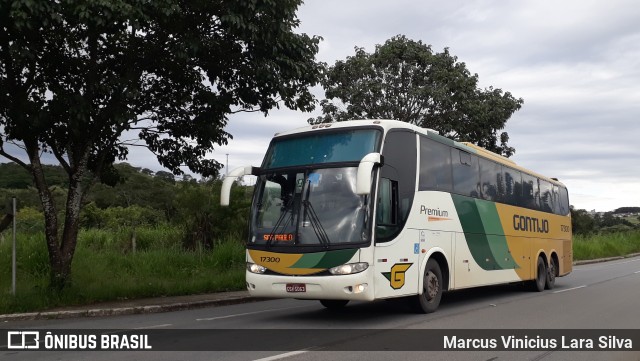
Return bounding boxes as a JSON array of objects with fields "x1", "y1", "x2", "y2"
[{"x1": 0, "y1": 162, "x2": 252, "y2": 248}]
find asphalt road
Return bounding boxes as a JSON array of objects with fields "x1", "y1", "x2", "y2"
[{"x1": 2, "y1": 256, "x2": 639, "y2": 361}]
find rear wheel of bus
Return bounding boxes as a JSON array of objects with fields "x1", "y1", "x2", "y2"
[
  {"x1": 545, "y1": 255, "x2": 557, "y2": 290},
  {"x1": 531, "y1": 256, "x2": 547, "y2": 292}
]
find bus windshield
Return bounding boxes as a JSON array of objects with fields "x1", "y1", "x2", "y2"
[
  {"x1": 250, "y1": 167, "x2": 370, "y2": 247},
  {"x1": 263, "y1": 129, "x2": 381, "y2": 169}
]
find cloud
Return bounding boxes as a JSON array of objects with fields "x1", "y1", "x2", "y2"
[
  {"x1": 194, "y1": 0, "x2": 640, "y2": 211},
  {"x1": 3, "y1": 0, "x2": 638, "y2": 211}
]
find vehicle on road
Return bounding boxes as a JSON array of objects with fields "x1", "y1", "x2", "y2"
[{"x1": 221, "y1": 119, "x2": 572, "y2": 313}]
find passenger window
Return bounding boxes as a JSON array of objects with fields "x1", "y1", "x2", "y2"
[
  {"x1": 419, "y1": 137, "x2": 452, "y2": 192},
  {"x1": 539, "y1": 180, "x2": 554, "y2": 213},
  {"x1": 521, "y1": 174, "x2": 539, "y2": 210},
  {"x1": 558, "y1": 186, "x2": 570, "y2": 215},
  {"x1": 479, "y1": 158, "x2": 503, "y2": 202},
  {"x1": 452, "y1": 149, "x2": 479, "y2": 197},
  {"x1": 503, "y1": 168, "x2": 522, "y2": 206}
]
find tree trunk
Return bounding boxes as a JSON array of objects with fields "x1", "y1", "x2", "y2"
[
  {"x1": 0, "y1": 214, "x2": 12, "y2": 233},
  {"x1": 25, "y1": 139, "x2": 89, "y2": 290},
  {"x1": 24, "y1": 140, "x2": 65, "y2": 289}
]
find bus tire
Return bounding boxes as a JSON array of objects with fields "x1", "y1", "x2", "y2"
[
  {"x1": 413, "y1": 258, "x2": 443, "y2": 314},
  {"x1": 530, "y1": 256, "x2": 546, "y2": 292},
  {"x1": 320, "y1": 300, "x2": 349, "y2": 309},
  {"x1": 545, "y1": 256, "x2": 557, "y2": 290}
]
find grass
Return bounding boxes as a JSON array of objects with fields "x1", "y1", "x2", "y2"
[
  {"x1": 573, "y1": 231, "x2": 640, "y2": 261},
  {"x1": 0, "y1": 227, "x2": 246, "y2": 314},
  {"x1": 2, "y1": 227, "x2": 640, "y2": 314}
]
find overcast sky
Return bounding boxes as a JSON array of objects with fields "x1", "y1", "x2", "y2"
[
  {"x1": 194, "y1": 0, "x2": 639, "y2": 212},
  {"x1": 4, "y1": 1, "x2": 639, "y2": 212}
]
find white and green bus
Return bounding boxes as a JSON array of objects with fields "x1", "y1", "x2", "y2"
[{"x1": 221, "y1": 119, "x2": 572, "y2": 313}]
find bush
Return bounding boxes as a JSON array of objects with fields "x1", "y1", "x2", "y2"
[
  {"x1": 15, "y1": 206, "x2": 45, "y2": 233},
  {"x1": 81, "y1": 203, "x2": 165, "y2": 229},
  {"x1": 79, "y1": 225, "x2": 183, "y2": 252}
]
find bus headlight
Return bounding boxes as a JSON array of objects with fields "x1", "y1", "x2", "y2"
[
  {"x1": 247, "y1": 263, "x2": 267, "y2": 274},
  {"x1": 329, "y1": 262, "x2": 368, "y2": 275}
]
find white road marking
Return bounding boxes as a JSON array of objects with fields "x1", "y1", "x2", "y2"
[
  {"x1": 196, "y1": 305, "x2": 310, "y2": 321},
  {"x1": 134, "y1": 323, "x2": 172, "y2": 329},
  {"x1": 252, "y1": 350, "x2": 309, "y2": 361},
  {"x1": 577, "y1": 258, "x2": 640, "y2": 270},
  {"x1": 553, "y1": 285, "x2": 586, "y2": 293},
  {"x1": 634, "y1": 270, "x2": 640, "y2": 274},
  {"x1": 101, "y1": 324, "x2": 172, "y2": 335}
]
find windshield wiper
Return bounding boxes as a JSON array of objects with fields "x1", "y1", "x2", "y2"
[
  {"x1": 265, "y1": 196, "x2": 294, "y2": 249},
  {"x1": 302, "y1": 180, "x2": 331, "y2": 249}
]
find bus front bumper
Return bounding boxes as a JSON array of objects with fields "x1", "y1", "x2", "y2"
[{"x1": 246, "y1": 268, "x2": 375, "y2": 301}]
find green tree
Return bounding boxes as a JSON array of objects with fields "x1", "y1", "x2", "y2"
[
  {"x1": 0, "y1": 0, "x2": 321, "y2": 288},
  {"x1": 0, "y1": 162, "x2": 68, "y2": 189},
  {"x1": 571, "y1": 207, "x2": 596, "y2": 235},
  {"x1": 309, "y1": 35, "x2": 524, "y2": 156},
  {"x1": 88, "y1": 163, "x2": 177, "y2": 220}
]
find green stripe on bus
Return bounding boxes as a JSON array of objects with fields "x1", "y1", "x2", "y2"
[
  {"x1": 290, "y1": 249, "x2": 357, "y2": 269},
  {"x1": 314, "y1": 248, "x2": 358, "y2": 268},
  {"x1": 452, "y1": 195, "x2": 517, "y2": 270},
  {"x1": 476, "y1": 201, "x2": 519, "y2": 270},
  {"x1": 290, "y1": 252, "x2": 326, "y2": 268}
]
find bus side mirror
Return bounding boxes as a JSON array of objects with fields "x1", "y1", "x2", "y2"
[
  {"x1": 356, "y1": 153, "x2": 382, "y2": 195},
  {"x1": 220, "y1": 166, "x2": 257, "y2": 206}
]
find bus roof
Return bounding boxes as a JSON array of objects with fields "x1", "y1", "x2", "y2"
[
  {"x1": 273, "y1": 119, "x2": 426, "y2": 137},
  {"x1": 273, "y1": 119, "x2": 566, "y2": 188}
]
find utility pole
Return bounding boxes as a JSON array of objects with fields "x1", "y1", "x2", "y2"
[
  {"x1": 226, "y1": 154, "x2": 229, "y2": 176},
  {"x1": 11, "y1": 197, "x2": 16, "y2": 295}
]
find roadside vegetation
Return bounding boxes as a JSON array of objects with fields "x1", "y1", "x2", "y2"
[
  {"x1": 1, "y1": 163, "x2": 639, "y2": 313},
  {"x1": 0, "y1": 163, "x2": 251, "y2": 314},
  {"x1": 571, "y1": 207, "x2": 640, "y2": 260},
  {"x1": 0, "y1": 230, "x2": 245, "y2": 313},
  {"x1": 573, "y1": 231, "x2": 640, "y2": 261}
]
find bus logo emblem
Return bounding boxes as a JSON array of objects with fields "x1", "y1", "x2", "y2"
[{"x1": 382, "y1": 263, "x2": 412, "y2": 290}]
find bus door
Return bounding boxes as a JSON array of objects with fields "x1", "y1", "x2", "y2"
[{"x1": 372, "y1": 129, "x2": 418, "y2": 299}]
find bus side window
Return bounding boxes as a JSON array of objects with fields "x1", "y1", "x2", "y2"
[
  {"x1": 479, "y1": 158, "x2": 503, "y2": 202},
  {"x1": 539, "y1": 179, "x2": 554, "y2": 213},
  {"x1": 520, "y1": 173, "x2": 537, "y2": 210},
  {"x1": 452, "y1": 149, "x2": 479, "y2": 197},
  {"x1": 503, "y1": 168, "x2": 522, "y2": 206},
  {"x1": 558, "y1": 186, "x2": 570, "y2": 215},
  {"x1": 551, "y1": 185, "x2": 561, "y2": 214},
  {"x1": 419, "y1": 137, "x2": 452, "y2": 192},
  {"x1": 376, "y1": 178, "x2": 398, "y2": 240}
]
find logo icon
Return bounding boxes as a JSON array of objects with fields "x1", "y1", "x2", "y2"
[
  {"x1": 382, "y1": 263, "x2": 412, "y2": 289},
  {"x1": 7, "y1": 331, "x2": 40, "y2": 349}
]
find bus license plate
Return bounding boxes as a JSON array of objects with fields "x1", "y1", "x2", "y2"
[{"x1": 286, "y1": 283, "x2": 306, "y2": 293}]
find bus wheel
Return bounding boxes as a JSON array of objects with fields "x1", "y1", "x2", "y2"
[
  {"x1": 320, "y1": 300, "x2": 349, "y2": 309},
  {"x1": 531, "y1": 256, "x2": 546, "y2": 292},
  {"x1": 413, "y1": 259, "x2": 443, "y2": 314},
  {"x1": 545, "y1": 256, "x2": 557, "y2": 290}
]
